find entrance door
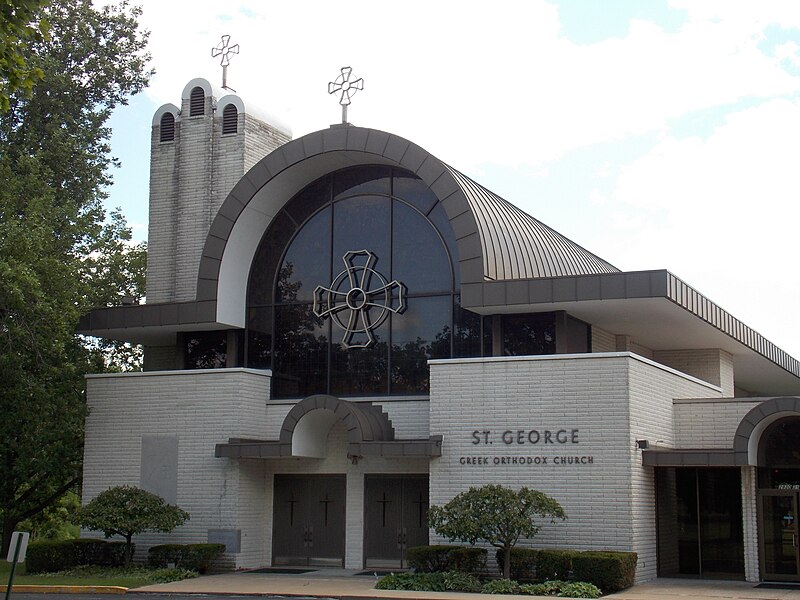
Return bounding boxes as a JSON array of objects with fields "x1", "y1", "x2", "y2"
[
  {"x1": 760, "y1": 490, "x2": 800, "y2": 581},
  {"x1": 273, "y1": 475, "x2": 346, "y2": 567},
  {"x1": 364, "y1": 475, "x2": 429, "y2": 568}
]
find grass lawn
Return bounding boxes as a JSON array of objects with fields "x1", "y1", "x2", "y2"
[{"x1": 0, "y1": 562, "x2": 197, "y2": 588}]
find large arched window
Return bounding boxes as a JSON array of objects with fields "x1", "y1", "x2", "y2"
[{"x1": 246, "y1": 166, "x2": 484, "y2": 398}]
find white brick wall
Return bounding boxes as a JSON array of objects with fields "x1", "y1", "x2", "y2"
[
  {"x1": 673, "y1": 398, "x2": 761, "y2": 448},
  {"x1": 429, "y1": 352, "x2": 722, "y2": 582},
  {"x1": 146, "y1": 87, "x2": 291, "y2": 304},
  {"x1": 83, "y1": 368, "x2": 270, "y2": 564}
]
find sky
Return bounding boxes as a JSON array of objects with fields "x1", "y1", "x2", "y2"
[{"x1": 105, "y1": 0, "x2": 800, "y2": 361}]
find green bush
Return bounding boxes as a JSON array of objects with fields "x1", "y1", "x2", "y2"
[
  {"x1": 25, "y1": 540, "x2": 76, "y2": 573},
  {"x1": 101, "y1": 542, "x2": 133, "y2": 567},
  {"x1": 147, "y1": 543, "x2": 226, "y2": 573},
  {"x1": 448, "y1": 547, "x2": 487, "y2": 574},
  {"x1": 70, "y1": 539, "x2": 108, "y2": 566},
  {"x1": 375, "y1": 572, "x2": 445, "y2": 591},
  {"x1": 25, "y1": 539, "x2": 134, "y2": 572},
  {"x1": 572, "y1": 551, "x2": 638, "y2": 593},
  {"x1": 496, "y1": 547, "x2": 539, "y2": 582},
  {"x1": 406, "y1": 545, "x2": 486, "y2": 575},
  {"x1": 406, "y1": 545, "x2": 451, "y2": 572},
  {"x1": 560, "y1": 581, "x2": 602, "y2": 598},
  {"x1": 535, "y1": 549, "x2": 579, "y2": 581},
  {"x1": 481, "y1": 578, "x2": 521, "y2": 594},
  {"x1": 519, "y1": 580, "x2": 601, "y2": 598}
]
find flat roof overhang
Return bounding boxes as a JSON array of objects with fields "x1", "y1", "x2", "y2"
[
  {"x1": 461, "y1": 270, "x2": 800, "y2": 396},
  {"x1": 77, "y1": 300, "x2": 226, "y2": 346},
  {"x1": 215, "y1": 436, "x2": 443, "y2": 460},
  {"x1": 79, "y1": 270, "x2": 800, "y2": 396}
]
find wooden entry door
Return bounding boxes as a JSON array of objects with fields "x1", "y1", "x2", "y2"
[
  {"x1": 273, "y1": 475, "x2": 346, "y2": 567},
  {"x1": 760, "y1": 490, "x2": 800, "y2": 581},
  {"x1": 364, "y1": 475, "x2": 429, "y2": 568}
]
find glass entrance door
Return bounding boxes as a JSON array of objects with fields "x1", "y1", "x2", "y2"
[{"x1": 760, "y1": 491, "x2": 799, "y2": 581}]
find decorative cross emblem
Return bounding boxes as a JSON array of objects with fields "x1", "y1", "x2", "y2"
[
  {"x1": 313, "y1": 250, "x2": 406, "y2": 349},
  {"x1": 319, "y1": 494, "x2": 333, "y2": 526},
  {"x1": 376, "y1": 493, "x2": 392, "y2": 527},
  {"x1": 211, "y1": 35, "x2": 239, "y2": 90},
  {"x1": 413, "y1": 492, "x2": 429, "y2": 528},
  {"x1": 328, "y1": 66, "x2": 364, "y2": 124}
]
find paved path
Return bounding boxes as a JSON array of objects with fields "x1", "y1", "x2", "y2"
[{"x1": 131, "y1": 571, "x2": 800, "y2": 600}]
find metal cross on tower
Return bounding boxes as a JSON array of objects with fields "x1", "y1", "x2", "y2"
[
  {"x1": 328, "y1": 66, "x2": 364, "y2": 124},
  {"x1": 211, "y1": 35, "x2": 239, "y2": 91}
]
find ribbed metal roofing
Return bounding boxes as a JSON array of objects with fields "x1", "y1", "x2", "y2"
[{"x1": 446, "y1": 165, "x2": 619, "y2": 281}]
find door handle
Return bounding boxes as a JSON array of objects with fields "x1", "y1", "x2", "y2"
[{"x1": 396, "y1": 528, "x2": 402, "y2": 549}]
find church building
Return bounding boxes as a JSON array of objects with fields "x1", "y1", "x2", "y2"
[{"x1": 79, "y1": 77, "x2": 800, "y2": 583}]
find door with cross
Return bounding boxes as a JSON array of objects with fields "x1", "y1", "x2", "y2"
[
  {"x1": 364, "y1": 475, "x2": 429, "y2": 568},
  {"x1": 273, "y1": 475, "x2": 346, "y2": 566}
]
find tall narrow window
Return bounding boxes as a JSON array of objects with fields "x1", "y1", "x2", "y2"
[
  {"x1": 222, "y1": 104, "x2": 238, "y2": 134},
  {"x1": 189, "y1": 86, "x2": 205, "y2": 116},
  {"x1": 159, "y1": 112, "x2": 175, "y2": 142}
]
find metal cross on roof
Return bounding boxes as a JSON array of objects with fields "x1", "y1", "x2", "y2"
[
  {"x1": 328, "y1": 66, "x2": 364, "y2": 124},
  {"x1": 211, "y1": 35, "x2": 239, "y2": 90}
]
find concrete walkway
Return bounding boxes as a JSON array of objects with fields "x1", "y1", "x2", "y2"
[{"x1": 132, "y1": 569, "x2": 800, "y2": 600}]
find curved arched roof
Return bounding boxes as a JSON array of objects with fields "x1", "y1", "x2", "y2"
[
  {"x1": 445, "y1": 166, "x2": 617, "y2": 280},
  {"x1": 197, "y1": 125, "x2": 617, "y2": 326}
]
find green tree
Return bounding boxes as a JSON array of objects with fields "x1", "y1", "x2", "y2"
[
  {"x1": 76, "y1": 486, "x2": 190, "y2": 565},
  {"x1": 0, "y1": 0, "x2": 150, "y2": 554},
  {"x1": 0, "y1": 0, "x2": 49, "y2": 111},
  {"x1": 428, "y1": 484, "x2": 566, "y2": 579}
]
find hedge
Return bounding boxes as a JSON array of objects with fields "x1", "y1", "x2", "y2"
[
  {"x1": 406, "y1": 545, "x2": 486, "y2": 575},
  {"x1": 495, "y1": 548, "x2": 539, "y2": 582},
  {"x1": 147, "y1": 543, "x2": 226, "y2": 573},
  {"x1": 572, "y1": 551, "x2": 638, "y2": 593},
  {"x1": 26, "y1": 539, "x2": 132, "y2": 573},
  {"x1": 534, "y1": 549, "x2": 580, "y2": 581}
]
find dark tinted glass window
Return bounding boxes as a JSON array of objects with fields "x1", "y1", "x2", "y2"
[
  {"x1": 332, "y1": 196, "x2": 389, "y2": 266},
  {"x1": 331, "y1": 320, "x2": 389, "y2": 396},
  {"x1": 246, "y1": 166, "x2": 479, "y2": 398},
  {"x1": 502, "y1": 313, "x2": 556, "y2": 356},
  {"x1": 185, "y1": 331, "x2": 226, "y2": 369},
  {"x1": 278, "y1": 207, "x2": 331, "y2": 303},
  {"x1": 273, "y1": 304, "x2": 328, "y2": 398},
  {"x1": 454, "y1": 301, "x2": 482, "y2": 358},
  {"x1": 391, "y1": 296, "x2": 451, "y2": 393},
  {"x1": 392, "y1": 201, "x2": 451, "y2": 293}
]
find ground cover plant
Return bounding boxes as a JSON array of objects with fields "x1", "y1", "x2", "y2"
[
  {"x1": 375, "y1": 571, "x2": 602, "y2": 597},
  {"x1": 0, "y1": 562, "x2": 196, "y2": 588}
]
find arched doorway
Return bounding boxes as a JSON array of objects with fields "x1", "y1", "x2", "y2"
[{"x1": 758, "y1": 416, "x2": 800, "y2": 581}]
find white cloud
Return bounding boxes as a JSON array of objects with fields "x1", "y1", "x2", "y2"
[
  {"x1": 132, "y1": 0, "x2": 800, "y2": 172},
  {"x1": 599, "y1": 98, "x2": 800, "y2": 354}
]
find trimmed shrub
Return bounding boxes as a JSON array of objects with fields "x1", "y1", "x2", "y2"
[
  {"x1": 448, "y1": 546, "x2": 487, "y2": 574},
  {"x1": 25, "y1": 540, "x2": 76, "y2": 573},
  {"x1": 406, "y1": 545, "x2": 486, "y2": 575},
  {"x1": 148, "y1": 543, "x2": 226, "y2": 573},
  {"x1": 481, "y1": 578, "x2": 521, "y2": 594},
  {"x1": 70, "y1": 539, "x2": 107, "y2": 566},
  {"x1": 535, "y1": 549, "x2": 579, "y2": 581},
  {"x1": 101, "y1": 541, "x2": 133, "y2": 567},
  {"x1": 406, "y1": 545, "x2": 451, "y2": 572},
  {"x1": 496, "y1": 547, "x2": 539, "y2": 582},
  {"x1": 572, "y1": 551, "x2": 638, "y2": 593}
]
